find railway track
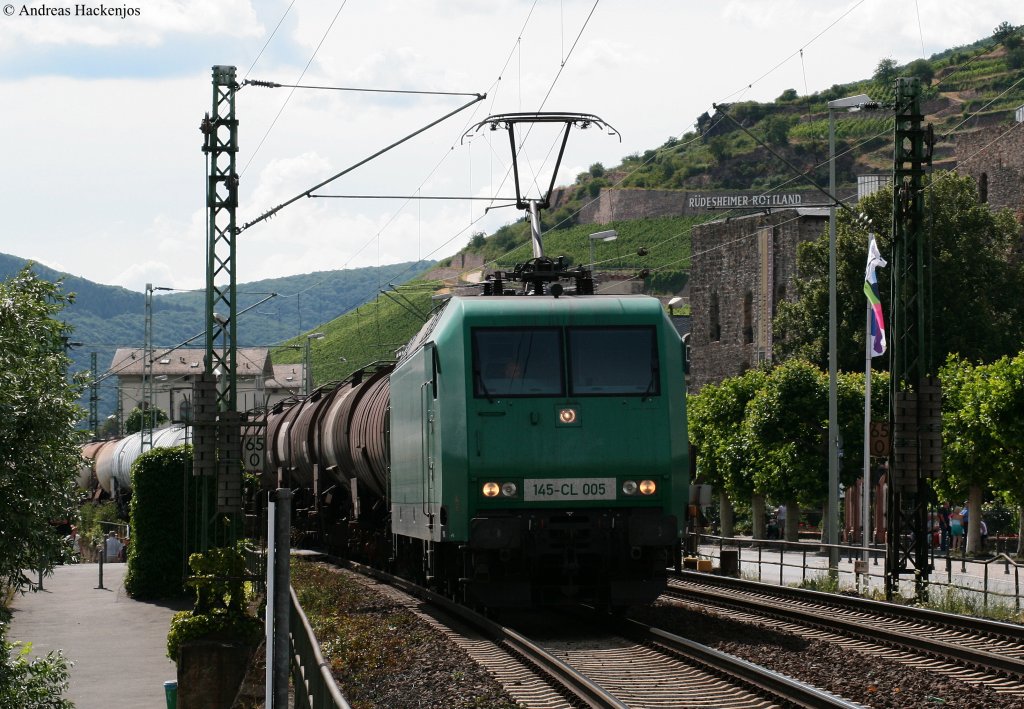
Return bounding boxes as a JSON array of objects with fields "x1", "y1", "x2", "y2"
[
  {"x1": 665, "y1": 571, "x2": 1024, "y2": 700},
  {"x1": 339, "y1": 560, "x2": 861, "y2": 708}
]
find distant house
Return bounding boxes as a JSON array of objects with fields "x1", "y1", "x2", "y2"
[{"x1": 109, "y1": 347, "x2": 303, "y2": 423}]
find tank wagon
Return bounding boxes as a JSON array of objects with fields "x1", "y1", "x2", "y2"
[
  {"x1": 79, "y1": 425, "x2": 191, "y2": 496},
  {"x1": 267, "y1": 292, "x2": 689, "y2": 607}
]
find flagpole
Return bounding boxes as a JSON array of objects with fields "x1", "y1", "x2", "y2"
[{"x1": 863, "y1": 300, "x2": 872, "y2": 562}]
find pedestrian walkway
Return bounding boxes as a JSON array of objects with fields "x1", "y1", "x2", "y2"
[{"x1": 8, "y1": 562, "x2": 188, "y2": 709}]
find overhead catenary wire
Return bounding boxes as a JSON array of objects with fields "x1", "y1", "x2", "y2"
[
  {"x1": 237, "y1": 93, "x2": 487, "y2": 234},
  {"x1": 243, "y1": 0, "x2": 296, "y2": 81},
  {"x1": 244, "y1": 80, "x2": 481, "y2": 98},
  {"x1": 240, "y1": 0, "x2": 351, "y2": 177}
]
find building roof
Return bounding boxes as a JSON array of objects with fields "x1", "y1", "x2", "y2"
[
  {"x1": 265, "y1": 363, "x2": 305, "y2": 391},
  {"x1": 109, "y1": 347, "x2": 273, "y2": 378}
]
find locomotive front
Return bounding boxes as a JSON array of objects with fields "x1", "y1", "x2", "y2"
[{"x1": 389, "y1": 294, "x2": 688, "y2": 607}]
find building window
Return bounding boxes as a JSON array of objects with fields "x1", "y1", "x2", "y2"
[
  {"x1": 979, "y1": 173, "x2": 988, "y2": 203},
  {"x1": 179, "y1": 398, "x2": 192, "y2": 423},
  {"x1": 742, "y1": 291, "x2": 754, "y2": 344},
  {"x1": 709, "y1": 292, "x2": 721, "y2": 342},
  {"x1": 775, "y1": 284, "x2": 786, "y2": 315}
]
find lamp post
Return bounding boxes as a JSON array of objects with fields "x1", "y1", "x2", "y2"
[
  {"x1": 588, "y1": 230, "x2": 618, "y2": 269},
  {"x1": 827, "y1": 93, "x2": 875, "y2": 573},
  {"x1": 304, "y1": 333, "x2": 324, "y2": 395}
]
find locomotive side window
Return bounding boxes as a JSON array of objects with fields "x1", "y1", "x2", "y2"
[
  {"x1": 472, "y1": 328, "x2": 564, "y2": 397},
  {"x1": 568, "y1": 326, "x2": 659, "y2": 396}
]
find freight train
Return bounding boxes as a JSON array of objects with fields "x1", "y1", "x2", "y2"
[{"x1": 80, "y1": 284, "x2": 689, "y2": 608}]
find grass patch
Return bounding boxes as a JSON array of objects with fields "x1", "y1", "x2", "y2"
[{"x1": 918, "y1": 585, "x2": 1024, "y2": 623}]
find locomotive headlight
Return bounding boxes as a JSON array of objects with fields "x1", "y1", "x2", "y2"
[
  {"x1": 622, "y1": 480, "x2": 638, "y2": 496},
  {"x1": 482, "y1": 482, "x2": 500, "y2": 497},
  {"x1": 639, "y1": 479, "x2": 657, "y2": 495},
  {"x1": 500, "y1": 482, "x2": 518, "y2": 497},
  {"x1": 558, "y1": 407, "x2": 577, "y2": 424}
]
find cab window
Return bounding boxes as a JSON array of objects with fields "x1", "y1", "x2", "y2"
[
  {"x1": 568, "y1": 326, "x2": 659, "y2": 396},
  {"x1": 472, "y1": 328, "x2": 564, "y2": 397}
]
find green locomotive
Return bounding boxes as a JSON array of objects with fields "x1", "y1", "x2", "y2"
[{"x1": 389, "y1": 293, "x2": 688, "y2": 606}]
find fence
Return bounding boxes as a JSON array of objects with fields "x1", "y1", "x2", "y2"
[
  {"x1": 289, "y1": 586, "x2": 352, "y2": 709},
  {"x1": 692, "y1": 532, "x2": 1023, "y2": 612}
]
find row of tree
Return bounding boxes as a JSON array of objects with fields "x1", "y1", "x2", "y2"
[
  {"x1": 689, "y1": 360, "x2": 887, "y2": 541},
  {"x1": 691, "y1": 172, "x2": 1024, "y2": 556}
]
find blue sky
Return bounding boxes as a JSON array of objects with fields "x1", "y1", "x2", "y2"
[{"x1": 1, "y1": 0, "x2": 1020, "y2": 291}]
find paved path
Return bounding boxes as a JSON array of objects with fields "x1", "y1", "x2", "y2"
[{"x1": 8, "y1": 562, "x2": 188, "y2": 709}]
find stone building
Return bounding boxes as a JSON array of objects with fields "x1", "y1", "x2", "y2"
[
  {"x1": 955, "y1": 119, "x2": 1024, "y2": 221},
  {"x1": 688, "y1": 208, "x2": 829, "y2": 392}
]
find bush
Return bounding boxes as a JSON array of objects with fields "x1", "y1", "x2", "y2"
[
  {"x1": 1007, "y1": 48, "x2": 1024, "y2": 70},
  {"x1": 165, "y1": 547, "x2": 261, "y2": 661},
  {"x1": 78, "y1": 500, "x2": 122, "y2": 549},
  {"x1": 0, "y1": 628, "x2": 73, "y2": 708},
  {"x1": 124, "y1": 445, "x2": 206, "y2": 599}
]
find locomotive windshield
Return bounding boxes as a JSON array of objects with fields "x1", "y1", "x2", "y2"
[
  {"x1": 568, "y1": 326, "x2": 658, "y2": 396},
  {"x1": 473, "y1": 328, "x2": 564, "y2": 397},
  {"x1": 472, "y1": 325, "x2": 659, "y2": 398}
]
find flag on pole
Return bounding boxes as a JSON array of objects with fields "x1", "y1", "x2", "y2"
[{"x1": 863, "y1": 234, "x2": 887, "y2": 357}]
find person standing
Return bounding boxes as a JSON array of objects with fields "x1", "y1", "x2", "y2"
[
  {"x1": 65, "y1": 526, "x2": 81, "y2": 561},
  {"x1": 104, "y1": 530, "x2": 124, "y2": 563},
  {"x1": 938, "y1": 504, "x2": 951, "y2": 552}
]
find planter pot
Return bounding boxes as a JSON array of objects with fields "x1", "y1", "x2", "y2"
[{"x1": 177, "y1": 639, "x2": 256, "y2": 709}]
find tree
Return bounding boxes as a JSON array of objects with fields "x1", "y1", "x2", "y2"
[
  {"x1": 905, "y1": 58, "x2": 934, "y2": 84},
  {"x1": 0, "y1": 268, "x2": 83, "y2": 589},
  {"x1": 0, "y1": 268, "x2": 81, "y2": 706},
  {"x1": 761, "y1": 114, "x2": 792, "y2": 147},
  {"x1": 993, "y1": 21, "x2": 1018, "y2": 45},
  {"x1": 873, "y1": 57, "x2": 898, "y2": 86},
  {"x1": 984, "y1": 352, "x2": 1024, "y2": 555},
  {"x1": 940, "y1": 353, "x2": 1024, "y2": 556},
  {"x1": 775, "y1": 172, "x2": 1024, "y2": 373},
  {"x1": 124, "y1": 404, "x2": 168, "y2": 434},
  {"x1": 742, "y1": 360, "x2": 886, "y2": 541},
  {"x1": 689, "y1": 368, "x2": 768, "y2": 537}
]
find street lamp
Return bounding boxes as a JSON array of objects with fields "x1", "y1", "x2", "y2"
[
  {"x1": 304, "y1": 333, "x2": 324, "y2": 395},
  {"x1": 827, "y1": 94, "x2": 877, "y2": 572},
  {"x1": 589, "y1": 229, "x2": 618, "y2": 269}
]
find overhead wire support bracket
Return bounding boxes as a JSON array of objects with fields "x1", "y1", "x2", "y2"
[
  {"x1": 462, "y1": 112, "x2": 620, "y2": 211},
  {"x1": 463, "y1": 112, "x2": 618, "y2": 296},
  {"x1": 237, "y1": 93, "x2": 487, "y2": 234}
]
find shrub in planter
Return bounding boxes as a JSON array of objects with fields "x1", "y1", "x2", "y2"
[
  {"x1": 167, "y1": 547, "x2": 262, "y2": 709},
  {"x1": 166, "y1": 547, "x2": 262, "y2": 660}
]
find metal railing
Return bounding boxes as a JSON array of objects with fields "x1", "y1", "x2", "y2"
[
  {"x1": 289, "y1": 586, "x2": 352, "y2": 709},
  {"x1": 691, "y1": 532, "x2": 1023, "y2": 611}
]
